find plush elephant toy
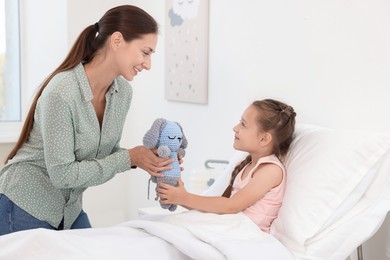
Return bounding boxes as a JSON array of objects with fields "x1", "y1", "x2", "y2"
[{"x1": 143, "y1": 118, "x2": 188, "y2": 211}]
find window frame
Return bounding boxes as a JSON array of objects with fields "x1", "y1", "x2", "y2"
[{"x1": 0, "y1": 0, "x2": 22, "y2": 143}]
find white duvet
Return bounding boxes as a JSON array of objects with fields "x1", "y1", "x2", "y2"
[{"x1": 0, "y1": 210, "x2": 293, "y2": 260}]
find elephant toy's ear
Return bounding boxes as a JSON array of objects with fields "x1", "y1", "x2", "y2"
[
  {"x1": 176, "y1": 122, "x2": 188, "y2": 149},
  {"x1": 143, "y1": 118, "x2": 167, "y2": 148}
]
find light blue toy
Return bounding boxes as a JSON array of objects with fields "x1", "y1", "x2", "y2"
[{"x1": 143, "y1": 118, "x2": 188, "y2": 211}]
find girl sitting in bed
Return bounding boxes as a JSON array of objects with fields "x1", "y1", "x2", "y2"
[{"x1": 158, "y1": 99, "x2": 296, "y2": 233}]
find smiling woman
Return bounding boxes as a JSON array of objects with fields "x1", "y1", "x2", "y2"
[
  {"x1": 0, "y1": 4, "x2": 168, "y2": 236},
  {"x1": 0, "y1": 0, "x2": 21, "y2": 122}
]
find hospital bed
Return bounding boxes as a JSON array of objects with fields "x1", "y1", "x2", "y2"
[{"x1": 0, "y1": 124, "x2": 389, "y2": 260}]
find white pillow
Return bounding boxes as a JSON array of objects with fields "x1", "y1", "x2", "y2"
[
  {"x1": 270, "y1": 124, "x2": 390, "y2": 257},
  {"x1": 201, "y1": 150, "x2": 247, "y2": 197}
]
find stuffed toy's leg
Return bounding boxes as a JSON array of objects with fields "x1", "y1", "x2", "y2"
[
  {"x1": 147, "y1": 176, "x2": 178, "y2": 211},
  {"x1": 157, "y1": 176, "x2": 178, "y2": 211}
]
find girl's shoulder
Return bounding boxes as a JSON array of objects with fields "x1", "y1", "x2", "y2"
[
  {"x1": 252, "y1": 154, "x2": 286, "y2": 176},
  {"x1": 257, "y1": 154, "x2": 284, "y2": 167},
  {"x1": 251, "y1": 156, "x2": 285, "y2": 188}
]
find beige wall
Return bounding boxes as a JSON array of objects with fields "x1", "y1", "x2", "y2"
[{"x1": 0, "y1": 143, "x2": 13, "y2": 169}]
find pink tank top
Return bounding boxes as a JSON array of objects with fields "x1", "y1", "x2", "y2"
[{"x1": 231, "y1": 154, "x2": 286, "y2": 233}]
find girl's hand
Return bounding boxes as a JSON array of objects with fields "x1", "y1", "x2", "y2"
[
  {"x1": 128, "y1": 146, "x2": 173, "y2": 178},
  {"x1": 158, "y1": 178, "x2": 186, "y2": 205}
]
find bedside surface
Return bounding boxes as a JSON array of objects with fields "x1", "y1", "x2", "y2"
[{"x1": 138, "y1": 206, "x2": 188, "y2": 217}]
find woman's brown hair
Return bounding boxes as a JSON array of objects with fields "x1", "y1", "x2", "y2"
[
  {"x1": 222, "y1": 99, "x2": 296, "y2": 198},
  {"x1": 5, "y1": 5, "x2": 158, "y2": 164}
]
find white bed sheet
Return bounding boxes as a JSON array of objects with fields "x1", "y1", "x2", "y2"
[{"x1": 0, "y1": 210, "x2": 293, "y2": 260}]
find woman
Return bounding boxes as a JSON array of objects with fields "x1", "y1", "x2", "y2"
[{"x1": 0, "y1": 5, "x2": 172, "y2": 235}]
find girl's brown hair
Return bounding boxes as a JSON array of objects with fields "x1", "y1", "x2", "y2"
[
  {"x1": 5, "y1": 5, "x2": 158, "y2": 164},
  {"x1": 222, "y1": 99, "x2": 296, "y2": 197}
]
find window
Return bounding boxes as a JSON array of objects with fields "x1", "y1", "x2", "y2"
[{"x1": 0, "y1": 0, "x2": 21, "y2": 122}]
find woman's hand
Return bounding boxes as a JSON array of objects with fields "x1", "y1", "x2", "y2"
[
  {"x1": 128, "y1": 146, "x2": 173, "y2": 178},
  {"x1": 158, "y1": 178, "x2": 187, "y2": 205}
]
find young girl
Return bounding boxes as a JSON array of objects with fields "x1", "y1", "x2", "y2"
[{"x1": 158, "y1": 99, "x2": 296, "y2": 232}]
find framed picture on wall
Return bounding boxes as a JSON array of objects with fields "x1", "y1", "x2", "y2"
[{"x1": 165, "y1": 0, "x2": 209, "y2": 104}]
